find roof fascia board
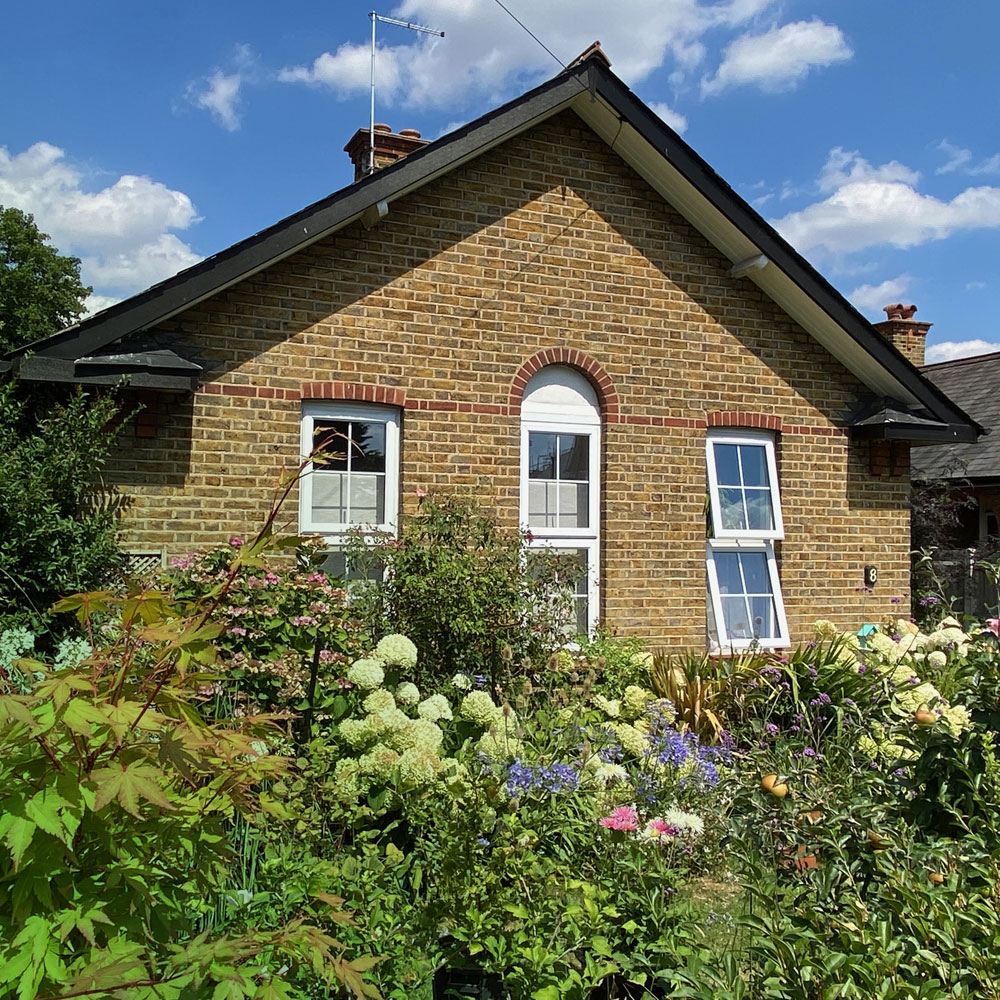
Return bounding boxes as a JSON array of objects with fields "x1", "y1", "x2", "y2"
[
  {"x1": 570, "y1": 75, "x2": 980, "y2": 434},
  {"x1": 15, "y1": 74, "x2": 586, "y2": 364}
]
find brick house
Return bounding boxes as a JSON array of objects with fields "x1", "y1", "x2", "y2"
[{"x1": 1, "y1": 46, "x2": 981, "y2": 649}]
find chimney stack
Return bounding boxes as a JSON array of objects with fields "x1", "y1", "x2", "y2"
[
  {"x1": 344, "y1": 124, "x2": 429, "y2": 182},
  {"x1": 873, "y1": 303, "x2": 932, "y2": 367}
]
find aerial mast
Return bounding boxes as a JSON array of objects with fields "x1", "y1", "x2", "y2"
[{"x1": 369, "y1": 11, "x2": 444, "y2": 175}]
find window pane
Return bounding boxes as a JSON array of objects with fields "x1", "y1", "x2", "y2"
[
  {"x1": 745, "y1": 489, "x2": 774, "y2": 531},
  {"x1": 349, "y1": 474, "x2": 385, "y2": 524},
  {"x1": 718, "y1": 489, "x2": 746, "y2": 531},
  {"x1": 350, "y1": 422, "x2": 387, "y2": 473},
  {"x1": 722, "y1": 596, "x2": 753, "y2": 639},
  {"x1": 713, "y1": 444, "x2": 741, "y2": 485},
  {"x1": 557, "y1": 482, "x2": 589, "y2": 528},
  {"x1": 312, "y1": 472, "x2": 347, "y2": 522},
  {"x1": 528, "y1": 481, "x2": 558, "y2": 527},
  {"x1": 319, "y1": 549, "x2": 384, "y2": 583},
  {"x1": 739, "y1": 445, "x2": 769, "y2": 487},
  {"x1": 313, "y1": 421, "x2": 350, "y2": 470},
  {"x1": 749, "y1": 596, "x2": 778, "y2": 638},
  {"x1": 559, "y1": 434, "x2": 589, "y2": 481},
  {"x1": 739, "y1": 550, "x2": 770, "y2": 593},
  {"x1": 528, "y1": 433, "x2": 557, "y2": 479},
  {"x1": 714, "y1": 551, "x2": 743, "y2": 594},
  {"x1": 554, "y1": 547, "x2": 589, "y2": 634}
]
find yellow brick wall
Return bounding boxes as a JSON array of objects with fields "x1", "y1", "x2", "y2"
[{"x1": 107, "y1": 111, "x2": 910, "y2": 646}]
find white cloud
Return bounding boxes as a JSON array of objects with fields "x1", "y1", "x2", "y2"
[
  {"x1": 82, "y1": 293, "x2": 122, "y2": 318},
  {"x1": 848, "y1": 275, "x2": 911, "y2": 315},
  {"x1": 187, "y1": 44, "x2": 258, "y2": 131},
  {"x1": 648, "y1": 101, "x2": 688, "y2": 133},
  {"x1": 773, "y1": 148, "x2": 1000, "y2": 256},
  {"x1": 279, "y1": 0, "x2": 777, "y2": 110},
  {"x1": 701, "y1": 19, "x2": 851, "y2": 96},
  {"x1": 966, "y1": 280, "x2": 987, "y2": 291},
  {"x1": 194, "y1": 71, "x2": 243, "y2": 131},
  {"x1": 936, "y1": 139, "x2": 1000, "y2": 177},
  {"x1": 818, "y1": 147, "x2": 919, "y2": 193},
  {"x1": 926, "y1": 339, "x2": 1000, "y2": 364},
  {"x1": 0, "y1": 142, "x2": 202, "y2": 299}
]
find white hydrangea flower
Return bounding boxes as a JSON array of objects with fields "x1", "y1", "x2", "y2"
[
  {"x1": 332, "y1": 758, "x2": 370, "y2": 801},
  {"x1": 594, "y1": 695, "x2": 621, "y2": 719},
  {"x1": 337, "y1": 717, "x2": 376, "y2": 749},
  {"x1": 396, "y1": 681, "x2": 421, "y2": 706},
  {"x1": 927, "y1": 650, "x2": 948, "y2": 669},
  {"x1": 614, "y1": 722, "x2": 648, "y2": 758},
  {"x1": 396, "y1": 746, "x2": 442, "y2": 789},
  {"x1": 896, "y1": 682, "x2": 942, "y2": 714},
  {"x1": 622, "y1": 685, "x2": 654, "y2": 721},
  {"x1": 368, "y1": 707, "x2": 411, "y2": 736},
  {"x1": 943, "y1": 704, "x2": 972, "y2": 737},
  {"x1": 417, "y1": 693, "x2": 453, "y2": 722},
  {"x1": 460, "y1": 690, "x2": 501, "y2": 728},
  {"x1": 358, "y1": 743, "x2": 401, "y2": 780},
  {"x1": 813, "y1": 619, "x2": 838, "y2": 640},
  {"x1": 477, "y1": 729, "x2": 523, "y2": 761},
  {"x1": 581, "y1": 757, "x2": 629, "y2": 789},
  {"x1": 363, "y1": 689, "x2": 396, "y2": 714},
  {"x1": 391, "y1": 718, "x2": 444, "y2": 753},
  {"x1": 347, "y1": 657, "x2": 385, "y2": 690},
  {"x1": 376, "y1": 633, "x2": 418, "y2": 669},
  {"x1": 452, "y1": 672, "x2": 473, "y2": 691}
]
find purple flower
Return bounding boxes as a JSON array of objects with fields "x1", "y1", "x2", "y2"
[
  {"x1": 920, "y1": 595, "x2": 940, "y2": 607},
  {"x1": 765, "y1": 723, "x2": 780, "y2": 737},
  {"x1": 891, "y1": 596, "x2": 902, "y2": 604},
  {"x1": 229, "y1": 536, "x2": 245, "y2": 548}
]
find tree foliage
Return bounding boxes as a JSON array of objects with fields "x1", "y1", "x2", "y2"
[
  {"x1": 0, "y1": 528, "x2": 377, "y2": 1000},
  {"x1": 0, "y1": 382, "x2": 127, "y2": 632},
  {"x1": 0, "y1": 205, "x2": 91, "y2": 354}
]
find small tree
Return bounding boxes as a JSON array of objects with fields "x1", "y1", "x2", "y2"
[
  {"x1": 0, "y1": 205, "x2": 91, "y2": 354},
  {"x1": 0, "y1": 382, "x2": 127, "y2": 632}
]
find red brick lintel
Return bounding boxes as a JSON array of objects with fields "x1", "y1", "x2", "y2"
[{"x1": 198, "y1": 382, "x2": 844, "y2": 436}]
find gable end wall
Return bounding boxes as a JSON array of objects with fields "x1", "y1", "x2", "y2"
[{"x1": 107, "y1": 112, "x2": 910, "y2": 645}]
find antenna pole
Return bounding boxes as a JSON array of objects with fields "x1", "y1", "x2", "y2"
[
  {"x1": 369, "y1": 11, "x2": 377, "y2": 175},
  {"x1": 367, "y1": 12, "x2": 444, "y2": 176}
]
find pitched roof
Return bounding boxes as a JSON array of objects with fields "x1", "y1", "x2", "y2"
[
  {"x1": 1, "y1": 52, "x2": 982, "y2": 441},
  {"x1": 913, "y1": 352, "x2": 1000, "y2": 479}
]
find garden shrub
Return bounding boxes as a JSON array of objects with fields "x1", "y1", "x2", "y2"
[
  {"x1": 344, "y1": 494, "x2": 576, "y2": 685},
  {"x1": 0, "y1": 381, "x2": 127, "y2": 636}
]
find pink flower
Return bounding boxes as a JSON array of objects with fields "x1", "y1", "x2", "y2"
[
  {"x1": 599, "y1": 806, "x2": 639, "y2": 832},
  {"x1": 265, "y1": 572, "x2": 281, "y2": 585},
  {"x1": 307, "y1": 572, "x2": 327, "y2": 585},
  {"x1": 988, "y1": 618, "x2": 1000, "y2": 637},
  {"x1": 292, "y1": 615, "x2": 318, "y2": 627},
  {"x1": 261, "y1": 606, "x2": 278, "y2": 617},
  {"x1": 228, "y1": 626, "x2": 247, "y2": 637},
  {"x1": 229, "y1": 536, "x2": 245, "y2": 548},
  {"x1": 416, "y1": 486, "x2": 428, "y2": 499},
  {"x1": 319, "y1": 649, "x2": 335, "y2": 663},
  {"x1": 171, "y1": 555, "x2": 193, "y2": 569},
  {"x1": 524, "y1": 529, "x2": 534, "y2": 543},
  {"x1": 643, "y1": 818, "x2": 679, "y2": 842}
]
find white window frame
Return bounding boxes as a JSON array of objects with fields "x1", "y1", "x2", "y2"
[
  {"x1": 706, "y1": 430, "x2": 784, "y2": 541},
  {"x1": 520, "y1": 414, "x2": 601, "y2": 635},
  {"x1": 299, "y1": 402, "x2": 401, "y2": 547},
  {"x1": 706, "y1": 431, "x2": 788, "y2": 650}
]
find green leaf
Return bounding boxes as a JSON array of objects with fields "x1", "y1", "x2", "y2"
[
  {"x1": 61, "y1": 698, "x2": 108, "y2": 737},
  {"x1": 3, "y1": 815, "x2": 36, "y2": 869},
  {"x1": 90, "y1": 762, "x2": 174, "y2": 816}
]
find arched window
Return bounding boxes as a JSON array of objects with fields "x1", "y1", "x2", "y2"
[{"x1": 519, "y1": 365, "x2": 601, "y2": 633}]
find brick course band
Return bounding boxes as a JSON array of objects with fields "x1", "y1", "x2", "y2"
[
  {"x1": 508, "y1": 349, "x2": 620, "y2": 420},
  {"x1": 198, "y1": 381, "x2": 845, "y2": 435}
]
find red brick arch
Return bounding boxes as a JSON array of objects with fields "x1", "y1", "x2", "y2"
[
  {"x1": 508, "y1": 349, "x2": 620, "y2": 421},
  {"x1": 299, "y1": 381, "x2": 406, "y2": 407},
  {"x1": 707, "y1": 411, "x2": 782, "y2": 431}
]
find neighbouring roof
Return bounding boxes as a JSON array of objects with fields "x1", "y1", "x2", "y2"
[
  {"x1": 914, "y1": 352, "x2": 1000, "y2": 479},
  {"x1": 0, "y1": 50, "x2": 983, "y2": 442}
]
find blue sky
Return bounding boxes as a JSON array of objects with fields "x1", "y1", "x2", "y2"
[{"x1": 3, "y1": 0, "x2": 999, "y2": 363}]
